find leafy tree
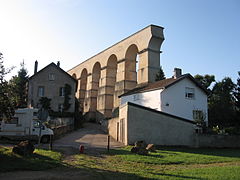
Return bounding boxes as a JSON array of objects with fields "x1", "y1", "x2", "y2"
[
  {"x1": 208, "y1": 77, "x2": 236, "y2": 127},
  {"x1": 194, "y1": 74, "x2": 215, "y2": 90},
  {"x1": 0, "y1": 53, "x2": 15, "y2": 120},
  {"x1": 39, "y1": 97, "x2": 52, "y2": 110},
  {"x1": 63, "y1": 84, "x2": 72, "y2": 111},
  {"x1": 155, "y1": 66, "x2": 165, "y2": 81},
  {"x1": 8, "y1": 61, "x2": 29, "y2": 108},
  {"x1": 233, "y1": 72, "x2": 240, "y2": 124}
]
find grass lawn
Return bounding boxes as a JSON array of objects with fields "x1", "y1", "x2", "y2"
[
  {"x1": 0, "y1": 145, "x2": 240, "y2": 179},
  {"x1": 70, "y1": 146, "x2": 240, "y2": 179}
]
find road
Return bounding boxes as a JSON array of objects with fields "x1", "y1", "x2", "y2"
[{"x1": 53, "y1": 122, "x2": 124, "y2": 151}]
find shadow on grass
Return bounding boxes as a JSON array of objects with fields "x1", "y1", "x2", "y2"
[
  {"x1": 151, "y1": 172, "x2": 206, "y2": 180},
  {"x1": 76, "y1": 166, "x2": 158, "y2": 180},
  {"x1": 0, "y1": 147, "x2": 158, "y2": 180},
  {"x1": 0, "y1": 147, "x2": 65, "y2": 172},
  {"x1": 158, "y1": 146, "x2": 240, "y2": 158}
]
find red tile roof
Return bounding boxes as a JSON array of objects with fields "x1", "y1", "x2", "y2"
[{"x1": 119, "y1": 74, "x2": 208, "y2": 97}]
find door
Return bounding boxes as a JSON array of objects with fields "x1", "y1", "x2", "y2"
[
  {"x1": 120, "y1": 118, "x2": 125, "y2": 143},
  {"x1": 117, "y1": 122, "x2": 119, "y2": 141}
]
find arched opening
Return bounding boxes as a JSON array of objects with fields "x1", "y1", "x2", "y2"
[
  {"x1": 79, "y1": 69, "x2": 87, "y2": 112},
  {"x1": 71, "y1": 73, "x2": 79, "y2": 99},
  {"x1": 125, "y1": 44, "x2": 139, "y2": 85},
  {"x1": 106, "y1": 54, "x2": 117, "y2": 115},
  {"x1": 91, "y1": 62, "x2": 101, "y2": 111},
  {"x1": 72, "y1": 73, "x2": 77, "y2": 79}
]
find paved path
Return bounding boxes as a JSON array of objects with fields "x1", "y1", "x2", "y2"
[{"x1": 53, "y1": 123, "x2": 124, "y2": 150}]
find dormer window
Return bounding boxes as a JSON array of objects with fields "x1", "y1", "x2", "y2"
[
  {"x1": 48, "y1": 73, "x2": 55, "y2": 81},
  {"x1": 185, "y1": 87, "x2": 195, "y2": 99},
  {"x1": 133, "y1": 94, "x2": 140, "y2": 101}
]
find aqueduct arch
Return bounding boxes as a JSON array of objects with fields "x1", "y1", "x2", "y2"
[
  {"x1": 68, "y1": 25, "x2": 164, "y2": 119},
  {"x1": 78, "y1": 69, "x2": 87, "y2": 111}
]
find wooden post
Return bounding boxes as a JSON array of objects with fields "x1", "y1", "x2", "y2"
[
  {"x1": 107, "y1": 135, "x2": 110, "y2": 151},
  {"x1": 38, "y1": 121, "x2": 42, "y2": 147}
]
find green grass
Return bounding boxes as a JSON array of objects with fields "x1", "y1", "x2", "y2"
[
  {"x1": 69, "y1": 146, "x2": 240, "y2": 179},
  {"x1": 0, "y1": 146, "x2": 63, "y2": 172},
  {"x1": 161, "y1": 165, "x2": 240, "y2": 180},
  {"x1": 1, "y1": 145, "x2": 240, "y2": 179},
  {"x1": 108, "y1": 146, "x2": 240, "y2": 165}
]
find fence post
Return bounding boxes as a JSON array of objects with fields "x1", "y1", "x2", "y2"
[{"x1": 107, "y1": 135, "x2": 110, "y2": 151}]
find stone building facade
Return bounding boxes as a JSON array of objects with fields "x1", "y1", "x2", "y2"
[{"x1": 28, "y1": 62, "x2": 77, "y2": 113}]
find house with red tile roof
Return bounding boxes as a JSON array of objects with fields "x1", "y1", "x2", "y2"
[{"x1": 120, "y1": 68, "x2": 209, "y2": 125}]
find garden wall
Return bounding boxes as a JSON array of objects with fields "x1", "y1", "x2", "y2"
[
  {"x1": 50, "y1": 117, "x2": 74, "y2": 139},
  {"x1": 194, "y1": 134, "x2": 240, "y2": 148}
]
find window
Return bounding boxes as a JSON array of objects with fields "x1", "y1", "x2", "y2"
[
  {"x1": 133, "y1": 94, "x2": 140, "y2": 101},
  {"x1": 33, "y1": 121, "x2": 40, "y2": 128},
  {"x1": 6, "y1": 117, "x2": 18, "y2": 124},
  {"x1": 193, "y1": 110, "x2": 204, "y2": 120},
  {"x1": 185, "y1": 87, "x2": 195, "y2": 99},
  {"x1": 59, "y1": 87, "x2": 65, "y2": 97},
  {"x1": 58, "y1": 104, "x2": 64, "y2": 112},
  {"x1": 33, "y1": 112, "x2": 38, "y2": 117},
  {"x1": 38, "y1": 86, "x2": 44, "y2": 97},
  {"x1": 48, "y1": 73, "x2": 55, "y2": 81}
]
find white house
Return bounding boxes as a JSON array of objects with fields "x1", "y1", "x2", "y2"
[{"x1": 120, "y1": 68, "x2": 209, "y2": 126}]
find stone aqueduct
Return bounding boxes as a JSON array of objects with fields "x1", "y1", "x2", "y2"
[{"x1": 68, "y1": 25, "x2": 165, "y2": 119}]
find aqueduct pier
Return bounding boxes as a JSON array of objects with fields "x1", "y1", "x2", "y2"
[{"x1": 68, "y1": 25, "x2": 165, "y2": 119}]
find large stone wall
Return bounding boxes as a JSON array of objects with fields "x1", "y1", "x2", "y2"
[{"x1": 68, "y1": 25, "x2": 165, "y2": 119}]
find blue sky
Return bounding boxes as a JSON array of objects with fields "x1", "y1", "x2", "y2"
[{"x1": 0, "y1": 0, "x2": 239, "y2": 82}]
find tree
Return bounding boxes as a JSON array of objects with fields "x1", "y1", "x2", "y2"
[
  {"x1": 39, "y1": 97, "x2": 52, "y2": 110},
  {"x1": 63, "y1": 84, "x2": 72, "y2": 111},
  {"x1": 0, "y1": 53, "x2": 15, "y2": 120},
  {"x1": 155, "y1": 66, "x2": 166, "y2": 81},
  {"x1": 208, "y1": 77, "x2": 236, "y2": 127},
  {"x1": 9, "y1": 61, "x2": 29, "y2": 108},
  {"x1": 233, "y1": 72, "x2": 240, "y2": 125},
  {"x1": 194, "y1": 74, "x2": 215, "y2": 90}
]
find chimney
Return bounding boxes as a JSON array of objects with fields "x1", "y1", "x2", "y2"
[
  {"x1": 34, "y1": 60, "x2": 38, "y2": 74},
  {"x1": 173, "y1": 68, "x2": 182, "y2": 79},
  {"x1": 57, "y1": 61, "x2": 60, "y2": 67}
]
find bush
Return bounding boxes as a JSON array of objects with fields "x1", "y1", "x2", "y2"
[{"x1": 224, "y1": 127, "x2": 240, "y2": 135}]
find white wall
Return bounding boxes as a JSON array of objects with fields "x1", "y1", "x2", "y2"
[
  {"x1": 120, "y1": 89, "x2": 162, "y2": 111},
  {"x1": 160, "y1": 78, "x2": 208, "y2": 123}
]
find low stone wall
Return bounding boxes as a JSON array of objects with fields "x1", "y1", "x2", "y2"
[
  {"x1": 195, "y1": 134, "x2": 240, "y2": 148},
  {"x1": 52, "y1": 125, "x2": 74, "y2": 139},
  {"x1": 49, "y1": 117, "x2": 74, "y2": 128},
  {"x1": 50, "y1": 117, "x2": 74, "y2": 139}
]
